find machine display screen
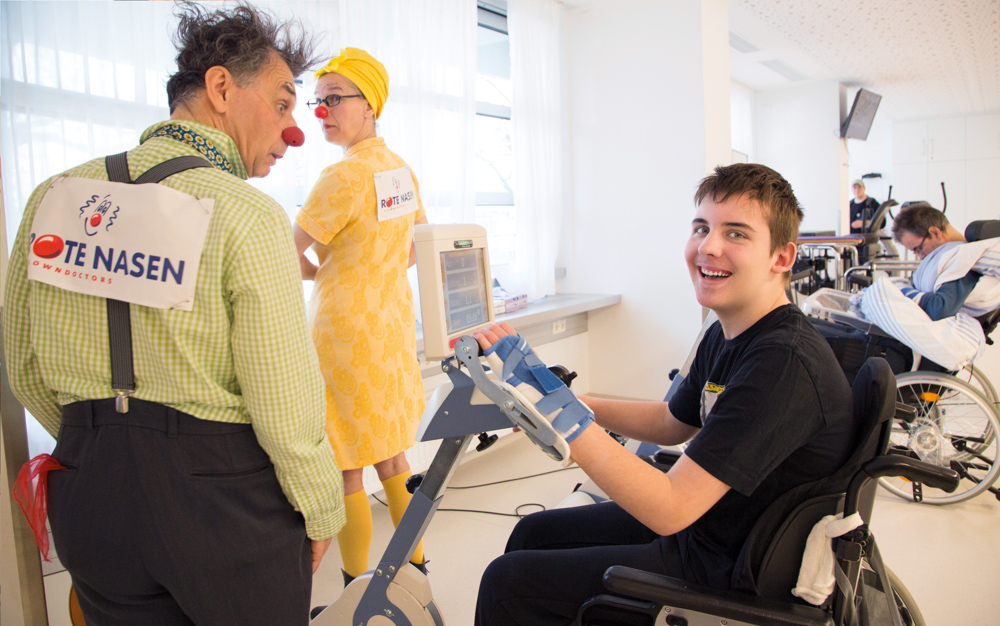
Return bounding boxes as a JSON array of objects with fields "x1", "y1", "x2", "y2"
[{"x1": 441, "y1": 248, "x2": 489, "y2": 334}]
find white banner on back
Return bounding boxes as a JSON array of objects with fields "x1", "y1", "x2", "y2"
[
  {"x1": 374, "y1": 166, "x2": 418, "y2": 222},
  {"x1": 27, "y1": 177, "x2": 214, "y2": 311}
]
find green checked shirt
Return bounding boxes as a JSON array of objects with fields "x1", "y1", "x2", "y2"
[{"x1": 4, "y1": 120, "x2": 345, "y2": 540}]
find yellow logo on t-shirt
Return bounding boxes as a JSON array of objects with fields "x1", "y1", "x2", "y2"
[
  {"x1": 701, "y1": 381, "x2": 725, "y2": 421},
  {"x1": 705, "y1": 382, "x2": 726, "y2": 394}
]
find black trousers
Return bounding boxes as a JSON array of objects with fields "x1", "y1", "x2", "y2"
[
  {"x1": 48, "y1": 399, "x2": 312, "y2": 625},
  {"x1": 474, "y1": 501, "x2": 686, "y2": 626}
]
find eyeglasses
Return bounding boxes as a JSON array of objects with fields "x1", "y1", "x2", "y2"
[
  {"x1": 911, "y1": 234, "x2": 930, "y2": 257},
  {"x1": 306, "y1": 94, "x2": 365, "y2": 110}
]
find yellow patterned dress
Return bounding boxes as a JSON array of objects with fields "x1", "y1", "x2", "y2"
[{"x1": 296, "y1": 137, "x2": 426, "y2": 470}]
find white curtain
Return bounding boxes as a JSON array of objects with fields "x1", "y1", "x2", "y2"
[
  {"x1": 239, "y1": 1, "x2": 342, "y2": 214},
  {"x1": 508, "y1": 0, "x2": 568, "y2": 301},
  {"x1": 1, "y1": 1, "x2": 176, "y2": 252},
  {"x1": 339, "y1": 0, "x2": 478, "y2": 225},
  {"x1": 1, "y1": 1, "x2": 342, "y2": 252}
]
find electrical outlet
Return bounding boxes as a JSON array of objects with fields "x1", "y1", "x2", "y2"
[{"x1": 552, "y1": 318, "x2": 566, "y2": 334}]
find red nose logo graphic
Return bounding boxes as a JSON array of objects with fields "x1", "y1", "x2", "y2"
[
  {"x1": 33, "y1": 234, "x2": 64, "y2": 259},
  {"x1": 90, "y1": 214, "x2": 102, "y2": 227},
  {"x1": 385, "y1": 197, "x2": 393, "y2": 208}
]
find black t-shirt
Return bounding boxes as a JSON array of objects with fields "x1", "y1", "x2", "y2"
[
  {"x1": 850, "y1": 196, "x2": 882, "y2": 233},
  {"x1": 666, "y1": 305, "x2": 856, "y2": 588}
]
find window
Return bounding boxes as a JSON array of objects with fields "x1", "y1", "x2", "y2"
[{"x1": 475, "y1": 5, "x2": 516, "y2": 270}]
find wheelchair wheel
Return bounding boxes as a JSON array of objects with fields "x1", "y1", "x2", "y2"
[
  {"x1": 880, "y1": 372, "x2": 1000, "y2": 504},
  {"x1": 958, "y1": 364, "x2": 1000, "y2": 411},
  {"x1": 887, "y1": 567, "x2": 926, "y2": 626}
]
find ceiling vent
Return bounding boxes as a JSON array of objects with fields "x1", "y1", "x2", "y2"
[
  {"x1": 729, "y1": 30, "x2": 759, "y2": 53},
  {"x1": 759, "y1": 59, "x2": 807, "y2": 81}
]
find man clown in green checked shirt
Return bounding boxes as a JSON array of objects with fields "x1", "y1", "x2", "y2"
[{"x1": 3, "y1": 3, "x2": 345, "y2": 623}]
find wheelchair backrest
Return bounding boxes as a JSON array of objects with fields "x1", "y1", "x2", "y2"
[
  {"x1": 963, "y1": 220, "x2": 1000, "y2": 342},
  {"x1": 965, "y1": 219, "x2": 1000, "y2": 242},
  {"x1": 731, "y1": 357, "x2": 896, "y2": 600}
]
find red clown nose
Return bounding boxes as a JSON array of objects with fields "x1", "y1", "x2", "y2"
[
  {"x1": 314, "y1": 106, "x2": 329, "y2": 119},
  {"x1": 282, "y1": 126, "x2": 305, "y2": 147}
]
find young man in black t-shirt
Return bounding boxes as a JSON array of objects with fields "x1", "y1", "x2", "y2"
[
  {"x1": 850, "y1": 179, "x2": 882, "y2": 233},
  {"x1": 472, "y1": 163, "x2": 856, "y2": 626}
]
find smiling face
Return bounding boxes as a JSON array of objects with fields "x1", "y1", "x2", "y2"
[
  {"x1": 314, "y1": 72, "x2": 375, "y2": 148},
  {"x1": 685, "y1": 193, "x2": 795, "y2": 337},
  {"x1": 228, "y1": 51, "x2": 299, "y2": 178}
]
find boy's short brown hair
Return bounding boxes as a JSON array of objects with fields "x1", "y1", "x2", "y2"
[{"x1": 694, "y1": 163, "x2": 804, "y2": 254}]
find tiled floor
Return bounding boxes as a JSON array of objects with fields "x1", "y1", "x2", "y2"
[{"x1": 43, "y1": 432, "x2": 999, "y2": 625}]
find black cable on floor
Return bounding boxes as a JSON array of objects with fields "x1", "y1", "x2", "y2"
[
  {"x1": 446, "y1": 465, "x2": 584, "y2": 490},
  {"x1": 369, "y1": 465, "x2": 584, "y2": 518},
  {"x1": 370, "y1": 493, "x2": 547, "y2": 518}
]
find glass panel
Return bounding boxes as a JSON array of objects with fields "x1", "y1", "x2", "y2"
[
  {"x1": 477, "y1": 25, "x2": 511, "y2": 109},
  {"x1": 475, "y1": 205, "x2": 517, "y2": 268},
  {"x1": 475, "y1": 115, "x2": 514, "y2": 203}
]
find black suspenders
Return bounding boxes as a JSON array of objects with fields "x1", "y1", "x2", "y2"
[{"x1": 102, "y1": 151, "x2": 212, "y2": 412}]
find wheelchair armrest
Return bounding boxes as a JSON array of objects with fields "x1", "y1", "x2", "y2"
[
  {"x1": 865, "y1": 455, "x2": 960, "y2": 492},
  {"x1": 844, "y1": 454, "x2": 961, "y2": 515},
  {"x1": 894, "y1": 402, "x2": 917, "y2": 424},
  {"x1": 600, "y1": 566, "x2": 834, "y2": 626},
  {"x1": 651, "y1": 448, "x2": 682, "y2": 470}
]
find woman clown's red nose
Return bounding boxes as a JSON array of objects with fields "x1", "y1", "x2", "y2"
[
  {"x1": 282, "y1": 126, "x2": 305, "y2": 147},
  {"x1": 314, "y1": 106, "x2": 329, "y2": 119}
]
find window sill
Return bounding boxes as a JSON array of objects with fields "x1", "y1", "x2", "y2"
[{"x1": 416, "y1": 293, "x2": 621, "y2": 374}]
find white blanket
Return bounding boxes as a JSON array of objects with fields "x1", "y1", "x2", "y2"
[{"x1": 860, "y1": 238, "x2": 1000, "y2": 370}]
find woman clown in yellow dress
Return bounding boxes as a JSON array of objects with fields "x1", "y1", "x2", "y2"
[{"x1": 293, "y1": 48, "x2": 427, "y2": 584}]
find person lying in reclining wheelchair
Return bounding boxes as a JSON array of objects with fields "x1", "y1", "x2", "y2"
[
  {"x1": 854, "y1": 203, "x2": 1000, "y2": 372},
  {"x1": 471, "y1": 163, "x2": 859, "y2": 625}
]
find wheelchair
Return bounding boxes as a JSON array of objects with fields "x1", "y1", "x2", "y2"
[
  {"x1": 793, "y1": 200, "x2": 902, "y2": 297},
  {"x1": 576, "y1": 357, "x2": 959, "y2": 626},
  {"x1": 799, "y1": 220, "x2": 1000, "y2": 505}
]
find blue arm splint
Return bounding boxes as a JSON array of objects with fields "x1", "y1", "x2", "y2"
[{"x1": 484, "y1": 335, "x2": 594, "y2": 443}]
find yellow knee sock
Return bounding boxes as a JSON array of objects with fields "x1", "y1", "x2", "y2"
[
  {"x1": 381, "y1": 472, "x2": 425, "y2": 566},
  {"x1": 337, "y1": 489, "x2": 373, "y2": 578}
]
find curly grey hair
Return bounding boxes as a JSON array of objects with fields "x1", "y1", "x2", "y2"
[{"x1": 166, "y1": 1, "x2": 323, "y2": 113}]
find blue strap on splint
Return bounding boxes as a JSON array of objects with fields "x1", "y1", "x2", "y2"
[{"x1": 485, "y1": 335, "x2": 594, "y2": 442}]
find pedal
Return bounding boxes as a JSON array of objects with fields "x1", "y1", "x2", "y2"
[
  {"x1": 406, "y1": 474, "x2": 424, "y2": 494},
  {"x1": 476, "y1": 432, "x2": 498, "y2": 452},
  {"x1": 547, "y1": 364, "x2": 578, "y2": 388}
]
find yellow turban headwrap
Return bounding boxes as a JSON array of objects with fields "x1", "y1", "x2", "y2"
[{"x1": 315, "y1": 47, "x2": 389, "y2": 119}]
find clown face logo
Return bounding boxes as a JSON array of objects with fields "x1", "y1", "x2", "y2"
[{"x1": 79, "y1": 194, "x2": 119, "y2": 236}]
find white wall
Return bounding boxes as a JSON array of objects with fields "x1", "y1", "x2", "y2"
[
  {"x1": 756, "y1": 81, "x2": 846, "y2": 235},
  {"x1": 563, "y1": 0, "x2": 729, "y2": 400}
]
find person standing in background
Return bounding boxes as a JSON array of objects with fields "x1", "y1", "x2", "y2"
[
  {"x1": 849, "y1": 178, "x2": 882, "y2": 233},
  {"x1": 294, "y1": 47, "x2": 429, "y2": 589}
]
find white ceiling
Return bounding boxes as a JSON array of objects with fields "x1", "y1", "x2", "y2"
[{"x1": 728, "y1": 0, "x2": 1000, "y2": 121}]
